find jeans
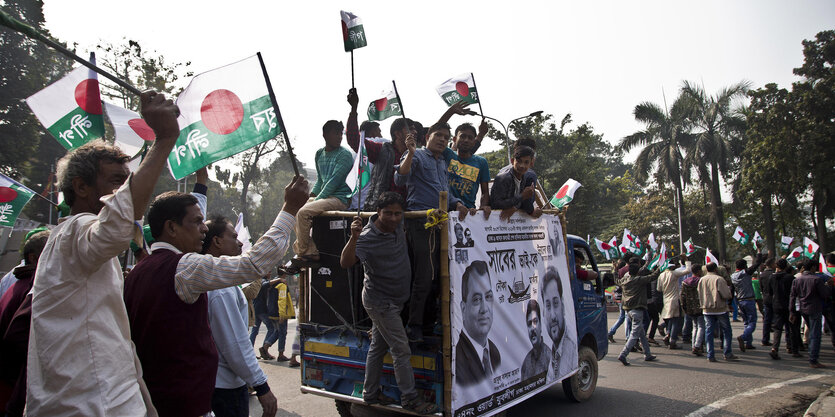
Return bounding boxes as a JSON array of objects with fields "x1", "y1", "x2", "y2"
[
  {"x1": 762, "y1": 303, "x2": 773, "y2": 344},
  {"x1": 293, "y1": 197, "x2": 347, "y2": 257},
  {"x1": 211, "y1": 385, "x2": 249, "y2": 417},
  {"x1": 732, "y1": 298, "x2": 739, "y2": 321},
  {"x1": 620, "y1": 309, "x2": 652, "y2": 359},
  {"x1": 705, "y1": 313, "x2": 733, "y2": 359},
  {"x1": 802, "y1": 311, "x2": 823, "y2": 363},
  {"x1": 624, "y1": 309, "x2": 650, "y2": 339},
  {"x1": 739, "y1": 299, "x2": 758, "y2": 346},
  {"x1": 406, "y1": 218, "x2": 439, "y2": 329},
  {"x1": 689, "y1": 315, "x2": 705, "y2": 349},
  {"x1": 683, "y1": 315, "x2": 693, "y2": 342},
  {"x1": 666, "y1": 316, "x2": 684, "y2": 345},
  {"x1": 250, "y1": 313, "x2": 276, "y2": 346},
  {"x1": 608, "y1": 304, "x2": 626, "y2": 337},
  {"x1": 273, "y1": 320, "x2": 288, "y2": 352},
  {"x1": 362, "y1": 292, "x2": 418, "y2": 404}
]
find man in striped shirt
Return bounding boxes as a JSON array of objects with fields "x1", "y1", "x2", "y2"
[
  {"x1": 292, "y1": 120, "x2": 354, "y2": 265},
  {"x1": 124, "y1": 176, "x2": 309, "y2": 417}
]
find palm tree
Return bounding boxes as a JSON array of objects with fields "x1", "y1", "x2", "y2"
[
  {"x1": 618, "y1": 95, "x2": 694, "y2": 249},
  {"x1": 681, "y1": 80, "x2": 751, "y2": 262}
]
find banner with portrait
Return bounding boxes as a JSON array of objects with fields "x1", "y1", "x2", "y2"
[{"x1": 449, "y1": 212, "x2": 578, "y2": 417}]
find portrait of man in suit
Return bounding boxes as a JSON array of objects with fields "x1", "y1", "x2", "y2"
[{"x1": 455, "y1": 260, "x2": 501, "y2": 386}]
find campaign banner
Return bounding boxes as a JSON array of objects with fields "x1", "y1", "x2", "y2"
[{"x1": 449, "y1": 213, "x2": 578, "y2": 417}]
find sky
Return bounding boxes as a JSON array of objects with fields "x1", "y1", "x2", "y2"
[{"x1": 42, "y1": 0, "x2": 835, "y2": 178}]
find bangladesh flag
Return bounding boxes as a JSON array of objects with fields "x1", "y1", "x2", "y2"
[
  {"x1": 732, "y1": 226, "x2": 749, "y2": 246},
  {"x1": 752, "y1": 231, "x2": 763, "y2": 248},
  {"x1": 684, "y1": 238, "x2": 697, "y2": 256},
  {"x1": 550, "y1": 178, "x2": 581, "y2": 208},
  {"x1": 803, "y1": 237, "x2": 819, "y2": 259},
  {"x1": 341, "y1": 10, "x2": 367, "y2": 52},
  {"x1": 168, "y1": 55, "x2": 282, "y2": 180},
  {"x1": 594, "y1": 238, "x2": 619, "y2": 260},
  {"x1": 0, "y1": 174, "x2": 36, "y2": 228},
  {"x1": 436, "y1": 73, "x2": 479, "y2": 106},
  {"x1": 345, "y1": 132, "x2": 370, "y2": 198},
  {"x1": 787, "y1": 246, "x2": 803, "y2": 263},
  {"x1": 103, "y1": 102, "x2": 155, "y2": 159},
  {"x1": 780, "y1": 236, "x2": 793, "y2": 252},
  {"x1": 26, "y1": 53, "x2": 104, "y2": 150},
  {"x1": 648, "y1": 243, "x2": 669, "y2": 272},
  {"x1": 820, "y1": 254, "x2": 832, "y2": 278},
  {"x1": 367, "y1": 90, "x2": 402, "y2": 121}
]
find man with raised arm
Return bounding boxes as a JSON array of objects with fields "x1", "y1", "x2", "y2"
[
  {"x1": 27, "y1": 91, "x2": 179, "y2": 416},
  {"x1": 124, "y1": 176, "x2": 308, "y2": 417}
]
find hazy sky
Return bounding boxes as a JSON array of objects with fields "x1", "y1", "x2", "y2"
[{"x1": 42, "y1": 0, "x2": 835, "y2": 175}]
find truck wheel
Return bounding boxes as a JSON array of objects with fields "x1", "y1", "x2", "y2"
[
  {"x1": 335, "y1": 400, "x2": 353, "y2": 417},
  {"x1": 562, "y1": 345, "x2": 597, "y2": 402}
]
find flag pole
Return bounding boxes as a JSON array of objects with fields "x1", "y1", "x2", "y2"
[
  {"x1": 0, "y1": 8, "x2": 141, "y2": 96},
  {"x1": 256, "y1": 52, "x2": 300, "y2": 176},
  {"x1": 392, "y1": 80, "x2": 407, "y2": 119},
  {"x1": 469, "y1": 72, "x2": 484, "y2": 117},
  {"x1": 350, "y1": 50, "x2": 355, "y2": 89},
  {"x1": 356, "y1": 131, "x2": 364, "y2": 216}
]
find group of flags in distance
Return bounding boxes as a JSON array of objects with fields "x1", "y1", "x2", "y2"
[{"x1": 593, "y1": 226, "x2": 830, "y2": 277}]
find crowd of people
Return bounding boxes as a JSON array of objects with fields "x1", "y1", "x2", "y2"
[
  {"x1": 0, "y1": 84, "x2": 559, "y2": 417},
  {"x1": 608, "y1": 248, "x2": 835, "y2": 368}
]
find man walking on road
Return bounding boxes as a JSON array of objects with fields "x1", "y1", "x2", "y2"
[
  {"x1": 731, "y1": 248, "x2": 765, "y2": 352},
  {"x1": 699, "y1": 263, "x2": 738, "y2": 362},
  {"x1": 617, "y1": 259, "x2": 661, "y2": 365},
  {"x1": 789, "y1": 258, "x2": 831, "y2": 368}
]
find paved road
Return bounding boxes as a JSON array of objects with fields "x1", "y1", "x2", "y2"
[{"x1": 250, "y1": 317, "x2": 835, "y2": 416}]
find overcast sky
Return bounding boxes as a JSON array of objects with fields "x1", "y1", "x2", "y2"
[{"x1": 43, "y1": 0, "x2": 835, "y2": 176}]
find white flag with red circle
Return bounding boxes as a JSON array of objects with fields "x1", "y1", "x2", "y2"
[
  {"x1": 803, "y1": 237, "x2": 819, "y2": 259},
  {"x1": 103, "y1": 102, "x2": 155, "y2": 159},
  {"x1": 705, "y1": 248, "x2": 719, "y2": 265},
  {"x1": 550, "y1": 178, "x2": 581, "y2": 209}
]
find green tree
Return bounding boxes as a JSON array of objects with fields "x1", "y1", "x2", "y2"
[
  {"x1": 617, "y1": 95, "x2": 695, "y2": 247},
  {"x1": 681, "y1": 80, "x2": 751, "y2": 262}
]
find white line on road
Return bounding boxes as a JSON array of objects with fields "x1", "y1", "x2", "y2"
[{"x1": 684, "y1": 373, "x2": 831, "y2": 417}]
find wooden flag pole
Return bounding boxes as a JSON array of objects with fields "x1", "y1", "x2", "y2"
[
  {"x1": 469, "y1": 72, "x2": 485, "y2": 117},
  {"x1": 0, "y1": 8, "x2": 141, "y2": 96},
  {"x1": 256, "y1": 52, "x2": 300, "y2": 176}
]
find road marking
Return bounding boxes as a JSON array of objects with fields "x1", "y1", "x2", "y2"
[{"x1": 685, "y1": 373, "x2": 830, "y2": 417}]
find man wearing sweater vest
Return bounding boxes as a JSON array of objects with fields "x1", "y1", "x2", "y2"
[
  {"x1": 27, "y1": 91, "x2": 179, "y2": 416},
  {"x1": 124, "y1": 176, "x2": 309, "y2": 417}
]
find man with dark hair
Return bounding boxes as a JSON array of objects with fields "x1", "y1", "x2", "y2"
[
  {"x1": 542, "y1": 266, "x2": 576, "y2": 377},
  {"x1": 124, "y1": 176, "x2": 309, "y2": 417},
  {"x1": 292, "y1": 118, "x2": 353, "y2": 265},
  {"x1": 0, "y1": 230, "x2": 49, "y2": 416},
  {"x1": 200, "y1": 216, "x2": 278, "y2": 417},
  {"x1": 453, "y1": 223, "x2": 467, "y2": 248},
  {"x1": 521, "y1": 299, "x2": 551, "y2": 380},
  {"x1": 681, "y1": 264, "x2": 706, "y2": 356},
  {"x1": 490, "y1": 146, "x2": 542, "y2": 220},
  {"x1": 443, "y1": 121, "x2": 491, "y2": 219},
  {"x1": 574, "y1": 250, "x2": 598, "y2": 281},
  {"x1": 27, "y1": 91, "x2": 180, "y2": 415},
  {"x1": 360, "y1": 120, "x2": 382, "y2": 139},
  {"x1": 698, "y1": 262, "x2": 737, "y2": 361},
  {"x1": 454, "y1": 260, "x2": 500, "y2": 387},
  {"x1": 340, "y1": 192, "x2": 437, "y2": 414},
  {"x1": 346, "y1": 90, "x2": 409, "y2": 206},
  {"x1": 790, "y1": 258, "x2": 831, "y2": 368},
  {"x1": 770, "y1": 259, "x2": 799, "y2": 359},
  {"x1": 731, "y1": 247, "x2": 765, "y2": 352},
  {"x1": 395, "y1": 111, "x2": 469, "y2": 342},
  {"x1": 616, "y1": 261, "x2": 660, "y2": 365},
  {"x1": 759, "y1": 257, "x2": 777, "y2": 346}
]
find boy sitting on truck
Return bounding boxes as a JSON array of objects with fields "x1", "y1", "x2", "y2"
[
  {"x1": 340, "y1": 192, "x2": 437, "y2": 415},
  {"x1": 489, "y1": 146, "x2": 543, "y2": 221}
]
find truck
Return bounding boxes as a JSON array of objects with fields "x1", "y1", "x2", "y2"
[{"x1": 295, "y1": 195, "x2": 606, "y2": 416}]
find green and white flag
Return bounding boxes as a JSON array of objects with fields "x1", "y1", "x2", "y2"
[
  {"x1": 803, "y1": 237, "x2": 819, "y2": 259},
  {"x1": 345, "y1": 132, "x2": 370, "y2": 198},
  {"x1": 648, "y1": 243, "x2": 669, "y2": 272},
  {"x1": 26, "y1": 53, "x2": 105, "y2": 150},
  {"x1": 341, "y1": 10, "x2": 367, "y2": 51},
  {"x1": 787, "y1": 246, "x2": 803, "y2": 263},
  {"x1": 436, "y1": 73, "x2": 479, "y2": 106},
  {"x1": 366, "y1": 90, "x2": 402, "y2": 121},
  {"x1": 0, "y1": 174, "x2": 36, "y2": 228},
  {"x1": 594, "y1": 237, "x2": 619, "y2": 260},
  {"x1": 780, "y1": 236, "x2": 793, "y2": 252},
  {"x1": 752, "y1": 231, "x2": 763, "y2": 248},
  {"x1": 550, "y1": 178, "x2": 581, "y2": 208},
  {"x1": 684, "y1": 238, "x2": 697, "y2": 256},
  {"x1": 168, "y1": 55, "x2": 282, "y2": 180},
  {"x1": 732, "y1": 226, "x2": 749, "y2": 246}
]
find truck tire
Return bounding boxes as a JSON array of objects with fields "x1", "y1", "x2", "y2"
[
  {"x1": 562, "y1": 345, "x2": 597, "y2": 402},
  {"x1": 335, "y1": 400, "x2": 353, "y2": 417}
]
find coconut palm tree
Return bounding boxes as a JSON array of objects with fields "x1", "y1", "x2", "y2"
[
  {"x1": 681, "y1": 80, "x2": 751, "y2": 262},
  {"x1": 618, "y1": 95, "x2": 694, "y2": 249}
]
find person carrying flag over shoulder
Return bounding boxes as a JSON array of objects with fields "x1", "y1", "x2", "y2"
[{"x1": 26, "y1": 91, "x2": 179, "y2": 416}]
